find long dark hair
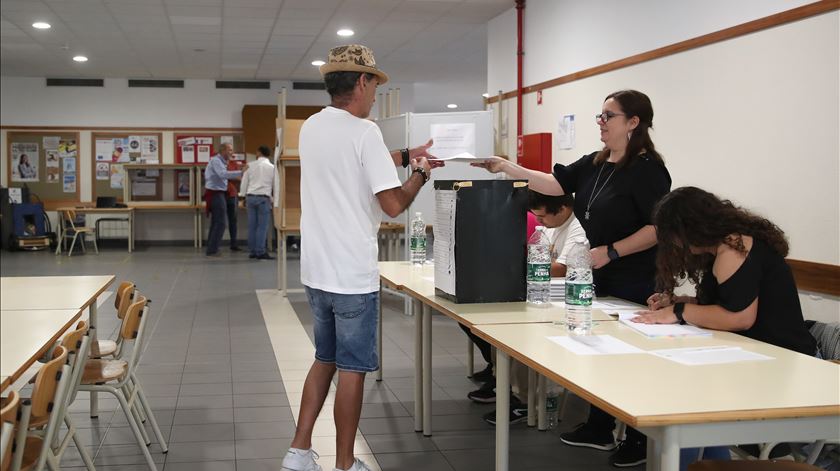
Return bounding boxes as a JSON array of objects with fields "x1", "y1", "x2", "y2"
[
  {"x1": 653, "y1": 186, "x2": 789, "y2": 296},
  {"x1": 594, "y1": 89, "x2": 663, "y2": 168}
]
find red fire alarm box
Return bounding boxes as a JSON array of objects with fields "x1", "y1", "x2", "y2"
[{"x1": 518, "y1": 133, "x2": 552, "y2": 173}]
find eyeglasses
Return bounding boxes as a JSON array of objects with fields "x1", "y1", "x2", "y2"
[{"x1": 595, "y1": 111, "x2": 625, "y2": 123}]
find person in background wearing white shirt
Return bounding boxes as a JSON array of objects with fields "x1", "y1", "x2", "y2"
[
  {"x1": 529, "y1": 191, "x2": 587, "y2": 276},
  {"x1": 240, "y1": 145, "x2": 279, "y2": 260},
  {"x1": 281, "y1": 44, "x2": 439, "y2": 471}
]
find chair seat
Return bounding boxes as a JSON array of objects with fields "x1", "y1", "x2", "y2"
[
  {"x1": 90, "y1": 339, "x2": 117, "y2": 358},
  {"x1": 688, "y1": 460, "x2": 821, "y2": 471},
  {"x1": 82, "y1": 359, "x2": 127, "y2": 384},
  {"x1": 19, "y1": 435, "x2": 44, "y2": 471},
  {"x1": 69, "y1": 227, "x2": 94, "y2": 233}
]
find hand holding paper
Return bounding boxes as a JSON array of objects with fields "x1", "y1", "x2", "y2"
[{"x1": 470, "y1": 155, "x2": 508, "y2": 173}]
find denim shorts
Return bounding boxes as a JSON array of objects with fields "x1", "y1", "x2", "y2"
[{"x1": 304, "y1": 286, "x2": 379, "y2": 373}]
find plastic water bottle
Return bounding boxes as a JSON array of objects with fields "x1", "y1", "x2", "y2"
[
  {"x1": 546, "y1": 393, "x2": 559, "y2": 429},
  {"x1": 527, "y1": 226, "x2": 551, "y2": 305},
  {"x1": 565, "y1": 239, "x2": 593, "y2": 335},
  {"x1": 410, "y1": 212, "x2": 426, "y2": 265}
]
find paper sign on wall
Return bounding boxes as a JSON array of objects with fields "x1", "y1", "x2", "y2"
[
  {"x1": 46, "y1": 167, "x2": 60, "y2": 183},
  {"x1": 62, "y1": 157, "x2": 76, "y2": 173},
  {"x1": 11, "y1": 142, "x2": 39, "y2": 182},
  {"x1": 46, "y1": 150, "x2": 59, "y2": 167},
  {"x1": 95, "y1": 139, "x2": 113, "y2": 161},
  {"x1": 181, "y1": 145, "x2": 195, "y2": 163},
  {"x1": 110, "y1": 164, "x2": 125, "y2": 189},
  {"x1": 43, "y1": 136, "x2": 60, "y2": 150},
  {"x1": 177, "y1": 137, "x2": 195, "y2": 146},
  {"x1": 556, "y1": 114, "x2": 575, "y2": 150},
  {"x1": 197, "y1": 145, "x2": 211, "y2": 163},
  {"x1": 429, "y1": 123, "x2": 476, "y2": 159},
  {"x1": 96, "y1": 162, "x2": 110, "y2": 180},
  {"x1": 63, "y1": 174, "x2": 76, "y2": 193},
  {"x1": 195, "y1": 137, "x2": 213, "y2": 145}
]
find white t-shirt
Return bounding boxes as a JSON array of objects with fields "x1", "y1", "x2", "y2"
[
  {"x1": 299, "y1": 106, "x2": 401, "y2": 294},
  {"x1": 544, "y1": 215, "x2": 587, "y2": 266}
]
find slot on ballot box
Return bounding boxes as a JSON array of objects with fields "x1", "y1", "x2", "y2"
[{"x1": 433, "y1": 179, "x2": 528, "y2": 303}]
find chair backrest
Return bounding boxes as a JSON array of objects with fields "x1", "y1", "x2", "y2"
[
  {"x1": 115, "y1": 282, "x2": 136, "y2": 320},
  {"x1": 29, "y1": 346, "x2": 68, "y2": 422},
  {"x1": 63, "y1": 210, "x2": 77, "y2": 230},
  {"x1": 808, "y1": 321, "x2": 840, "y2": 360},
  {"x1": 0, "y1": 391, "x2": 20, "y2": 471},
  {"x1": 120, "y1": 296, "x2": 147, "y2": 342},
  {"x1": 60, "y1": 321, "x2": 88, "y2": 356}
]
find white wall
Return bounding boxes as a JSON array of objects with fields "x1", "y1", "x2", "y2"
[{"x1": 486, "y1": 5, "x2": 840, "y2": 323}]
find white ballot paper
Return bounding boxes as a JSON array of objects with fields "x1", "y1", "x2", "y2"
[
  {"x1": 432, "y1": 152, "x2": 492, "y2": 163},
  {"x1": 547, "y1": 335, "x2": 645, "y2": 355},
  {"x1": 649, "y1": 346, "x2": 773, "y2": 365},
  {"x1": 620, "y1": 318, "x2": 711, "y2": 338},
  {"x1": 433, "y1": 190, "x2": 457, "y2": 296}
]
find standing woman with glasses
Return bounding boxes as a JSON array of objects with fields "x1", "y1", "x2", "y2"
[{"x1": 473, "y1": 89, "x2": 670, "y2": 467}]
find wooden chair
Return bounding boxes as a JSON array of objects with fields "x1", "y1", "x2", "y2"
[
  {"x1": 688, "y1": 459, "x2": 822, "y2": 470},
  {"x1": 1, "y1": 391, "x2": 20, "y2": 471},
  {"x1": 8, "y1": 346, "x2": 70, "y2": 471},
  {"x1": 55, "y1": 210, "x2": 98, "y2": 256},
  {"x1": 78, "y1": 295, "x2": 168, "y2": 471},
  {"x1": 90, "y1": 281, "x2": 135, "y2": 359}
]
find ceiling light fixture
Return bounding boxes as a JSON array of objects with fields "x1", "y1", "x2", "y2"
[
  {"x1": 32, "y1": 22, "x2": 51, "y2": 29},
  {"x1": 73, "y1": 55, "x2": 88, "y2": 62},
  {"x1": 337, "y1": 29, "x2": 354, "y2": 37},
  {"x1": 447, "y1": 103, "x2": 458, "y2": 109},
  {"x1": 311, "y1": 60, "x2": 325, "y2": 66}
]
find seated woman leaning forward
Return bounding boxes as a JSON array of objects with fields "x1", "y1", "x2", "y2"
[{"x1": 633, "y1": 186, "x2": 817, "y2": 357}]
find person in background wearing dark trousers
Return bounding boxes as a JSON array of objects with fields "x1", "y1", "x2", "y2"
[
  {"x1": 203, "y1": 143, "x2": 242, "y2": 256},
  {"x1": 226, "y1": 180, "x2": 241, "y2": 251},
  {"x1": 239, "y1": 145, "x2": 279, "y2": 260}
]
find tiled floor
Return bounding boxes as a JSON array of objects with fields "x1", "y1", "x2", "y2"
[{"x1": 1, "y1": 246, "x2": 618, "y2": 471}]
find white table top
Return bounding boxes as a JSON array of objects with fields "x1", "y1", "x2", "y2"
[
  {"x1": 1, "y1": 309, "x2": 82, "y2": 391},
  {"x1": 473, "y1": 322, "x2": 840, "y2": 427},
  {"x1": 379, "y1": 261, "x2": 616, "y2": 325},
  {"x1": 0, "y1": 275, "x2": 115, "y2": 311}
]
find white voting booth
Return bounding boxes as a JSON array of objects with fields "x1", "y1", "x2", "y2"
[{"x1": 377, "y1": 110, "x2": 496, "y2": 257}]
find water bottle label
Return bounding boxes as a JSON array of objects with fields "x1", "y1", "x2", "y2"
[
  {"x1": 527, "y1": 263, "x2": 550, "y2": 282},
  {"x1": 565, "y1": 283, "x2": 593, "y2": 306},
  {"x1": 410, "y1": 237, "x2": 426, "y2": 251}
]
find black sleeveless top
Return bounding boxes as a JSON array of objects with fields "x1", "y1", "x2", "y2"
[{"x1": 697, "y1": 239, "x2": 817, "y2": 356}]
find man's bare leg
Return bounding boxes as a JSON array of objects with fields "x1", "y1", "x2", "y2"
[
  {"x1": 291, "y1": 360, "x2": 337, "y2": 450},
  {"x1": 334, "y1": 370, "x2": 365, "y2": 470}
]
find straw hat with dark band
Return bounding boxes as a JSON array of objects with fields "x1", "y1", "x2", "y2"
[{"x1": 319, "y1": 44, "x2": 389, "y2": 85}]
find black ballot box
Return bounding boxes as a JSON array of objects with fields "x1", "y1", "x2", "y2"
[{"x1": 433, "y1": 179, "x2": 528, "y2": 303}]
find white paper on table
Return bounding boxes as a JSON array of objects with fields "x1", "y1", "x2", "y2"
[
  {"x1": 592, "y1": 299, "x2": 640, "y2": 310},
  {"x1": 431, "y1": 152, "x2": 491, "y2": 163},
  {"x1": 620, "y1": 318, "x2": 711, "y2": 338},
  {"x1": 547, "y1": 335, "x2": 645, "y2": 355},
  {"x1": 603, "y1": 309, "x2": 642, "y2": 321},
  {"x1": 433, "y1": 189, "x2": 457, "y2": 296},
  {"x1": 556, "y1": 114, "x2": 575, "y2": 150},
  {"x1": 429, "y1": 123, "x2": 476, "y2": 159},
  {"x1": 649, "y1": 346, "x2": 773, "y2": 365}
]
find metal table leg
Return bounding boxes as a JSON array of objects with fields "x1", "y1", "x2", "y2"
[
  {"x1": 466, "y1": 338, "x2": 474, "y2": 377},
  {"x1": 413, "y1": 299, "x2": 423, "y2": 432},
  {"x1": 422, "y1": 303, "x2": 432, "y2": 436},
  {"x1": 495, "y1": 350, "x2": 510, "y2": 471},
  {"x1": 88, "y1": 302, "x2": 99, "y2": 418},
  {"x1": 537, "y1": 374, "x2": 547, "y2": 430},
  {"x1": 527, "y1": 369, "x2": 536, "y2": 426}
]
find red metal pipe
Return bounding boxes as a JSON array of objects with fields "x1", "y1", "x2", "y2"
[{"x1": 516, "y1": 0, "x2": 525, "y2": 142}]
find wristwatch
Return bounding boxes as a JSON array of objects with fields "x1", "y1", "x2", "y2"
[
  {"x1": 412, "y1": 166, "x2": 430, "y2": 183},
  {"x1": 607, "y1": 244, "x2": 620, "y2": 261},
  {"x1": 673, "y1": 302, "x2": 687, "y2": 325},
  {"x1": 401, "y1": 148, "x2": 410, "y2": 168}
]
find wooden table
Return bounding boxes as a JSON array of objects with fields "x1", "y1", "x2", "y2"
[
  {"x1": 131, "y1": 203, "x2": 203, "y2": 248},
  {"x1": 1, "y1": 309, "x2": 82, "y2": 391},
  {"x1": 55, "y1": 207, "x2": 135, "y2": 253},
  {"x1": 0, "y1": 275, "x2": 115, "y2": 413},
  {"x1": 473, "y1": 321, "x2": 840, "y2": 471},
  {"x1": 378, "y1": 261, "x2": 621, "y2": 436}
]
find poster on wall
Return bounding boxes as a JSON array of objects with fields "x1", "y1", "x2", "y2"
[
  {"x1": 43, "y1": 136, "x2": 60, "y2": 150},
  {"x1": 11, "y1": 142, "x2": 39, "y2": 182},
  {"x1": 95, "y1": 139, "x2": 113, "y2": 161},
  {"x1": 177, "y1": 137, "x2": 195, "y2": 147},
  {"x1": 63, "y1": 174, "x2": 76, "y2": 193},
  {"x1": 110, "y1": 164, "x2": 125, "y2": 189},
  {"x1": 58, "y1": 140, "x2": 77, "y2": 158},
  {"x1": 96, "y1": 162, "x2": 110, "y2": 180},
  {"x1": 176, "y1": 171, "x2": 191, "y2": 199},
  {"x1": 127, "y1": 136, "x2": 142, "y2": 153},
  {"x1": 195, "y1": 137, "x2": 213, "y2": 145},
  {"x1": 181, "y1": 145, "x2": 195, "y2": 163},
  {"x1": 112, "y1": 138, "x2": 129, "y2": 162},
  {"x1": 556, "y1": 114, "x2": 576, "y2": 150},
  {"x1": 46, "y1": 150, "x2": 59, "y2": 167},
  {"x1": 62, "y1": 157, "x2": 76, "y2": 173},
  {"x1": 46, "y1": 167, "x2": 60, "y2": 183},
  {"x1": 141, "y1": 136, "x2": 159, "y2": 162},
  {"x1": 196, "y1": 145, "x2": 211, "y2": 163}
]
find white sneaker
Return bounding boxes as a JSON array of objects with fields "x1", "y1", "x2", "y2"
[
  {"x1": 334, "y1": 458, "x2": 372, "y2": 471},
  {"x1": 282, "y1": 448, "x2": 322, "y2": 471}
]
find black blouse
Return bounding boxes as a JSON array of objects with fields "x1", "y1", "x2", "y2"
[
  {"x1": 552, "y1": 151, "x2": 671, "y2": 283},
  {"x1": 697, "y1": 238, "x2": 817, "y2": 356}
]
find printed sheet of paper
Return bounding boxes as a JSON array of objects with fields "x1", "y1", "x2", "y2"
[
  {"x1": 96, "y1": 162, "x2": 110, "y2": 180},
  {"x1": 432, "y1": 152, "x2": 491, "y2": 163},
  {"x1": 620, "y1": 318, "x2": 711, "y2": 338},
  {"x1": 45, "y1": 150, "x2": 59, "y2": 168},
  {"x1": 132, "y1": 181, "x2": 157, "y2": 197},
  {"x1": 141, "y1": 136, "x2": 158, "y2": 162},
  {"x1": 429, "y1": 123, "x2": 475, "y2": 159},
  {"x1": 11, "y1": 142, "x2": 39, "y2": 182},
  {"x1": 556, "y1": 114, "x2": 575, "y2": 149},
  {"x1": 196, "y1": 145, "x2": 211, "y2": 163},
  {"x1": 110, "y1": 164, "x2": 125, "y2": 189},
  {"x1": 95, "y1": 139, "x2": 114, "y2": 161},
  {"x1": 547, "y1": 335, "x2": 645, "y2": 355},
  {"x1": 592, "y1": 299, "x2": 641, "y2": 310},
  {"x1": 604, "y1": 309, "x2": 641, "y2": 321},
  {"x1": 63, "y1": 174, "x2": 76, "y2": 193},
  {"x1": 433, "y1": 189, "x2": 457, "y2": 296},
  {"x1": 649, "y1": 346, "x2": 773, "y2": 365},
  {"x1": 181, "y1": 145, "x2": 195, "y2": 163},
  {"x1": 43, "y1": 136, "x2": 60, "y2": 150}
]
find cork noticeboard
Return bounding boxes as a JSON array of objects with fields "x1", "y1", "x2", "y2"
[
  {"x1": 91, "y1": 132, "x2": 163, "y2": 201},
  {"x1": 6, "y1": 131, "x2": 81, "y2": 208}
]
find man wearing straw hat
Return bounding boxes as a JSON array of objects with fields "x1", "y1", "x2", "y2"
[{"x1": 282, "y1": 44, "x2": 438, "y2": 471}]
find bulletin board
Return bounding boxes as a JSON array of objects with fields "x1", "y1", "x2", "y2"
[
  {"x1": 91, "y1": 132, "x2": 163, "y2": 201},
  {"x1": 6, "y1": 131, "x2": 81, "y2": 208},
  {"x1": 174, "y1": 133, "x2": 244, "y2": 165}
]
